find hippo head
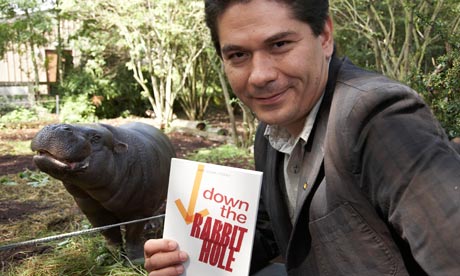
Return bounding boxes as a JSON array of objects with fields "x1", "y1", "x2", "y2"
[{"x1": 31, "y1": 124, "x2": 128, "y2": 180}]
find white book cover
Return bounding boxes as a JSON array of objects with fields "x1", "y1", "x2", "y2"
[{"x1": 163, "y1": 158, "x2": 263, "y2": 275}]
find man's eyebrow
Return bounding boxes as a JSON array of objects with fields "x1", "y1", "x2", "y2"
[
  {"x1": 221, "y1": 31, "x2": 297, "y2": 55},
  {"x1": 264, "y1": 31, "x2": 296, "y2": 44},
  {"x1": 221, "y1": 44, "x2": 245, "y2": 55}
]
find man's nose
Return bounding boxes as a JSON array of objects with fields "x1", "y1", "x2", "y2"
[{"x1": 248, "y1": 53, "x2": 277, "y2": 88}]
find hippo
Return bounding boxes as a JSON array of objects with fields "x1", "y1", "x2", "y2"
[{"x1": 30, "y1": 122, "x2": 176, "y2": 263}]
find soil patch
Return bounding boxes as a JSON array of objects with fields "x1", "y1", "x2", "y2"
[{"x1": 0, "y1": 201, "x2": 53, "y2": 224}]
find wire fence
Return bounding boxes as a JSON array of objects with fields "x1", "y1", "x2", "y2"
[
  {"x1": 0, "y1": 214, "x2": 165, "y2": 251},
  {"x1": 0, "y1": 94, "x2": 61, "y2": 115}
]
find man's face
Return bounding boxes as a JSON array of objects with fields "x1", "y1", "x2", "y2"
[{"x1": 218, "y1": 0, "x2": 334, "y2": 136}]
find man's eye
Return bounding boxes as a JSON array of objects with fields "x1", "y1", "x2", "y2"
[
  {"x1": 228, "y1": 52, "x2": 246, "y2": 60},
  {"x1": 273, "y1": 41, "x2": 289, "y2": 49}
]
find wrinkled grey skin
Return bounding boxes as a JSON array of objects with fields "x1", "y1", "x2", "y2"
[{"x1": 31, "y1": 122, "x2": 175, "y2": 262}]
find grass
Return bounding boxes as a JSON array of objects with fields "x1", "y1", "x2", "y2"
[
  {"x1": 0, "y1": 140, "x2": 34, "y2": 155},
  {"x1": 3, "y1": 236, "x2": 146, "y2": 276},
  {"x1": 0, "y1": 131, "x2": 253, "y2": 275},
  {"x1": 0, "y1": 170, "x2": 157, "y2": 276}
]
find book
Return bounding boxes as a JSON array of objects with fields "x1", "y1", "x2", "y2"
[{"x1": 163, "y1": 158, "x2": 263, "y2": 275}]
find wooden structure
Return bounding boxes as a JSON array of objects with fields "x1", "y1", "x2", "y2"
[{"x1": 0, "y1": 17, "x2": 78, "y2": 100}]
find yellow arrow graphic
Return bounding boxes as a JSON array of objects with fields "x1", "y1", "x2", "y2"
[{"x1": 175, "y1": 164, "x2": 209, "y2": 224}]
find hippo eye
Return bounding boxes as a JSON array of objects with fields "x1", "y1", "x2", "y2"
[{"x1": 91, "y1": 135, "x2": 101, "y2": 144}]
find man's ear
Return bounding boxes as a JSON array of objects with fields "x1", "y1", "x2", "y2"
[{"x1": 321, "y1": 16, "x2": 334, "y2": 59}]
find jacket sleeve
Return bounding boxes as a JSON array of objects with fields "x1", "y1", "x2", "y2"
[
  {"x1": 341, "y1": 82, "x2": 460, "y2": 274},
  {"x1": 250, "y1": 123, "x2": 280, "y2": 274}
]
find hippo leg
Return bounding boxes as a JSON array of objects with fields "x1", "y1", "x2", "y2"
[
  {"x1": 73, "y1": 196, "x2": 123, "y2": 246},
  {"x1": 124, "y1": 221, "x2": 146, "y2": 263}
]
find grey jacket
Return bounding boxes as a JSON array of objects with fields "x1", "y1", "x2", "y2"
[{"x1": 251, "y1": 57, "x2": 460, "y2": 275}]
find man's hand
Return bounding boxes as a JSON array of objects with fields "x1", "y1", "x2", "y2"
[{"x1": 144, "y1": 239, "x2": 189, "y2": 275}]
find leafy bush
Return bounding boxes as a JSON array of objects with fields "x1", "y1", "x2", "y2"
[
  {"x1": 58, "y1": 56, "x2": 148, "y2": 120},
  {"x1": 0, "y1": 107, "x2": 37, "y2": 122},
  {"x1": 0, "y1": 106, "x2": 55, "y2": 129},
  {"x1": 416, "y1": 44, "x2": 460, "y2": 138},
  {"x1": 0, "y1": 97, "x2": 17, "y2": 116},
  {"x1": 187, "y1": 144, "x2": 253, "y2": 168},
  {"x1": 59, "y1": 94, "x2": 96, "y2": 123}
]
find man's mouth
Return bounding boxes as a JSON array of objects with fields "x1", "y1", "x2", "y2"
[{"x1": 253, "y1": 88, "x2": 289, "y2": 105}]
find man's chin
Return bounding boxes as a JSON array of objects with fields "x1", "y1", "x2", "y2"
[{"x1": 255, "y1": 110, "x2": 285, "y2": 125}]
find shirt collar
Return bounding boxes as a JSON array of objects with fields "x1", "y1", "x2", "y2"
[{"x1": 264, "y1": 93, "x2": 325, "y2": 154}]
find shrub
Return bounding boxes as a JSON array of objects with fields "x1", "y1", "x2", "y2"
[
  {"x1": 59, "y1": 94, "x2": 96, "y2": 123},
  {"x1": 187, "y1": 144, "x2": 254, "y2": 169},
  {"x1": 418, "y1": 49, "x2": 460, "y2": 138},
  {"x1": 0, "y1": 106, "x2": 55, "y2": 129}
]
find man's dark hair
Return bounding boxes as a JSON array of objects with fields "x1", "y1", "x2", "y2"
[{"x1": 204, "y1": 0, "x2": 330, "y2": 56}]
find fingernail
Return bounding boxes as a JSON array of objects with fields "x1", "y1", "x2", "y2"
[
  {"x1": 168, "y1": 241, "x2": 178, "y2": 250},
  {"x1": 179, "y1": 251, "x2": 188, "y2": 261},
  {"x1": 175, "y1": 264, "x2": 184, "y2": 274}
]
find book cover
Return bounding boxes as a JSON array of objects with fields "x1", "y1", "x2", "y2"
[{"x1": 163, "y1": 158, "x2": 263, "y2": 275}]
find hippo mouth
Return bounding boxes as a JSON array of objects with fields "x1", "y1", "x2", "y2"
[{"x1": 33, "y1": 150, "x2": 90, "y2": 172}]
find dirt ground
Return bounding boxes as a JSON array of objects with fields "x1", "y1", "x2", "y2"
[{"x1": 0, "y1": 116, "x2": 252, "y2": 269}]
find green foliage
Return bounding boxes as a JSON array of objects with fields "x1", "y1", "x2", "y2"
[
  {"x1": 178, "y1": 47, "x2": 220, "y2": 121},
  {"x1": 3, "y1": 237, "x2": 145, "y2": 276},
  {"x1": 58, "y1": 68, "x2": 109, "y2": 121},
  {"x1": 187, "y1": 144, "x2": 254, "y2": 167},
  {"x1": 0, "y1": 0, "x2": 53, "y2": 47},
  {"x1": 58, "y1": 66, "x2": 149, "y2": 120},
  {"x1": 58, "y1": 11, "x2": 150, "y2": 119},
  {"x1": 0, "y1": 0, "x2": 54, "y2": 106},
  {"x1": 59, "y1": 69, "x2": 106, "y2": 97},
  {"x1": 0, "y1": 175, "x2": 18, "y2": 186},
  {"x1": 1, "y1": 170, "x2": 50, "y2": 187},
  {"x1": 331, "y1": 0, "x2": 459, "y2": 81},
  {"x1": 0, "y1": 96, "x2": 16, "y2": 115},
  {"x1": 63, "y1": 0, "x2": 213, "y2": 127},
  {"x1": 417, "y1": 48, "x2": 460, "y2": 138},
  {"x1": 332, "y1": 0, "x2": 460, "y2": 138},
  {"x1": 19, "y1": 170, "x2": 50, "y2": 187},
  {"x1": 0, "y1": 107, "x2": 37, "y2": 122},
  {"x1": 96, "y1": 64, "x2": 150, "y2": 118},
  {"x1": 0, "y1": 106, "x2": 55, "y2": 128},
  {"x1": 59, "y1": 94, "x2": 96, "y2": 123}
]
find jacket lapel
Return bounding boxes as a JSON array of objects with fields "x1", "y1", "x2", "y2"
[
  {"x1": 293, "y1": 111, "x2": 327, "y2": 221},
  {"x1": 292, "y1": 56, "x2": 342, "y2": 224},
  {"x1": 254, "y1": 121, "x2": 293, "y2": 258},
  {"x1": 285, "y1": 56, "x2": 343, "y2": 272},
  {"x1": 265, "y1": 147, "x2": 293, "y2": 256},
  {"x1": 285, "y1": 89, "x2": 329, "y2": 270}
]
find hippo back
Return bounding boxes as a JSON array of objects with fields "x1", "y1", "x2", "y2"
[{"x1": 99, "y1": 122, "x2": 175, "y2": 216}]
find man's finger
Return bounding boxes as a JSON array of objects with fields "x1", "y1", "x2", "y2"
[
  {"x1": 145, "y1": 250, "x2": 188, "y2": 272},
  {"x1": 144, "y1": 239, "x2": 178, "y2": 257}
]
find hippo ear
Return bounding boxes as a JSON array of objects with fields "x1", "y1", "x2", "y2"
[{"x1": 114, "y1": 140, "x2": 128, "y2": 153}]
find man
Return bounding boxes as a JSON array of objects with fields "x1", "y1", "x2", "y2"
[{"x1": 144, "y1": 0, "x2": 460, "y2": 275}]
